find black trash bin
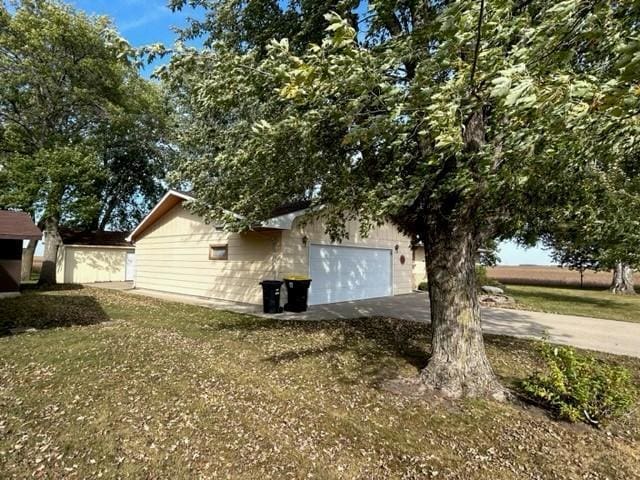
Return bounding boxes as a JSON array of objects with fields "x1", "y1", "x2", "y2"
[
  {"x1": 283, "y1": 277, "x2": 312, "y2": 312},
  {"x1": 260, "y1": 280, "x2": 283, "y2": 314}
]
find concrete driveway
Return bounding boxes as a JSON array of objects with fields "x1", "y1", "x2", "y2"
[
  {"x1": 287, "y1": 293, "x2": 639, "y2": 358},
  {"x1": 85, "y1": 281, "x2": 133, "y2": 291},
  {"x1": 95, "y1": 285, "x2": 640, "y2": 358}
]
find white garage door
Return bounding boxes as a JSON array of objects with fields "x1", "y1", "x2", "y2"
[{"x1": 308, "y1": 245, "x2": 393, "y2": 305}]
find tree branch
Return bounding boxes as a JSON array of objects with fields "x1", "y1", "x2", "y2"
[{"x1": 469, "y1": 0, "x2": 485, "y2": 88}]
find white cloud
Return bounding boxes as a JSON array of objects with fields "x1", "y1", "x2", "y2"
[{"x1": 119, "y1": 4, "x2": 171, "y2": 32}]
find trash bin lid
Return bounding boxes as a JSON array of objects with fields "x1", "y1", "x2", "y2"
[
  {"x1": 260, "y1": 280, "x2": 283, "y2": 286},
  {"x1": 283, "y1": 275, "x2": 311, "y2": 281}
]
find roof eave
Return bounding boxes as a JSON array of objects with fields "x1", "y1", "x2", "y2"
[
  {"x1": 258, "y1": 209, "x2": 309, "y2": 230},
  {"x1": 127, "y1": 190, "x2": 195, "y2": 243},
  {"x1": 0, "y1": 233, "x2": 42, "y2": 241},
  {"x1": 128, "y1": 191, "x2": 315, "y2": 242},
  {"x1": 62, "y1": 244, "x2": 133, "y2": 249}
]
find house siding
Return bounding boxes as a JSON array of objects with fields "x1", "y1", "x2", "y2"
[
  {"x1": 412, "y1": 245, "x2": 427, "y2": 289},
  {"x1": 133, "y1": 204, "x2": 413, "y2": 305},
  {"x1": 134, "y1": 204, "x2": 281, "y2": 304}
]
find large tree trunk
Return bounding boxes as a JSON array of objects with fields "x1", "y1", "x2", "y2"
[
  {"x1": 38, "y1": 218, "x2": 62, "y2": 286},
  {"x1": 98, "y1": 195, "x2": 118, "y2": 231},
  {"x1": 610, "y1": 262, "x2": 635, "y2": 295},
  {"x1": 21, "y1": 238, "x2": 38, "y2": 281},
  {"x1": 420, "y1": 222, "x2": 506, "y2": 400}
]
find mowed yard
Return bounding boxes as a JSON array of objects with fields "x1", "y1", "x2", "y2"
[
  {"x1": 505, "y1": 284, "x2": 640, "y2": 323},
  {"x1": 487, "y1": 266, "x2": 640, "y2": 323},
  {"x1": 1, "y1": 288, "x2": 639, "y2": 479}
]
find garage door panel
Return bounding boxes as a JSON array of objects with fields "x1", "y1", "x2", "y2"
[{"x1": 309, "y1": 245, "x2": 392, "y2": 305}]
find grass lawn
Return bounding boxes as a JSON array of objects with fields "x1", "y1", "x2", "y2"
[
  {"x1": 1, "y1": 287, "x2": 639, "y2": 479},
  {"x1": 505, "y1": 284, "x2": 640, "y2": 323}
]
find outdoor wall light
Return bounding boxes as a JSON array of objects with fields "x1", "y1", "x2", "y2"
[
  {"x1": 302, "y1": 235, "x2": 309, "y2": 246},
  {"x1": 394, "y1": 244, "x2": 399, "y2": 252}
]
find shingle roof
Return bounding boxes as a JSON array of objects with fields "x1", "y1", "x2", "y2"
[
  {"x1": 0, "y1": 211, "x2": 42, "y2": 240},
  {"x1": 178, "y1": 189, "x2": 312, "y2": 218},
  {"x1": 59, "y1": 230, "x2": 132, "y2": 247},
  {"x1": 269, "y1": 199, "x2": 313, "y2": 217}
]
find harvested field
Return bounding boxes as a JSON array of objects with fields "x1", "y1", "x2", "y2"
[{"x1": 488, "y1": 265, "x2": 640, "y2": 289}]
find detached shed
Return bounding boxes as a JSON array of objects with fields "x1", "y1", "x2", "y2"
[
  {"x1": 56, "y1": 230, "x2": 135, "y2": 284},
  {"x1": 0, "y1": 211, "x2": 41, "y2": 293}
]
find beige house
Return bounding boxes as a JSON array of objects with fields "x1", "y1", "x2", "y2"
[
  {"x1": 127, "y1": 190, "x2": 413, "y2": 305},
  {"x1": 56, "y1": 230, "x2": 135, "y2": 284},
  {"x1": 412, "y1": 245, "x2": 427, "y2": 288}
]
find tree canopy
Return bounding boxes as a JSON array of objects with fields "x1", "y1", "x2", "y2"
[
  {"x1": 541, "y1": 159, "x2": 640, "y2": 292},
  {"x1": 0, "y1": 0, "x2": 171, "y2": 282},
  {"x1": 162, "y1": 0, "x2": 640, "y2": 397},
  {"x1": 164, "y1": 1, "x2": 639, "y2": 236}
]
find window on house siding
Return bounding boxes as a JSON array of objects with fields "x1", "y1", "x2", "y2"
[{"x1": 209, "y1": 244, "x2": 228, "y2": 260}]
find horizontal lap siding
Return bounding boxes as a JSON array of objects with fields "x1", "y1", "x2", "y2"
[
  {"x1": 280, "y1": 217, "x2": 413, "y2": 300},
  {"x1": 134, "y1": 204, "x2": 281, "y2": 305},
  {"x1": 412, "y1": 246, "x2": 427, "y2": 289}
]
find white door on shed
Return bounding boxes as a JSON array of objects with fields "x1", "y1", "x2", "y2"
[
  {"x1": 308, "y1": 245, "x2": 392, "y2": 305},
  {"x1": 125, "y1": 252, "x2": 135, "y2": 281}
]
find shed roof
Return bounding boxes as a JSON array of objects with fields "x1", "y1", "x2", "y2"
[
  {"x1": 60, "y1": 229, "x2": 132, "y2": 247},
  {"x1": 0, "y1": 211, "x2": 42, "y2": 241}
]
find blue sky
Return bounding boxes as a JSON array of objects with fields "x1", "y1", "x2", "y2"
[
  {"x1": 70, "y1": 0, "x2": 190, "y2": 48},
  {"x1": 62, "y1": 0, "x2": 555, "y2": 265},
  {"x1": 498, "y1": 242, "x2": 553, "y2": 265}
]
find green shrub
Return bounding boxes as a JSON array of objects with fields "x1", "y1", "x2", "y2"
[
  {"x1": 475, "y1": 265, "x2": 488, "y2": 286},
  {"x1": 521, "y1": 343, "x2": 637, "y2": 425},
  {"x1": 475, "y1": 265, "x2": 506, "y2": 290},
  {"x1": 417, "y1": 281, "x2": 428, "y2": 291},
  {"x1": 488, "y1": 279, "x2": 505, "y2": 289}
]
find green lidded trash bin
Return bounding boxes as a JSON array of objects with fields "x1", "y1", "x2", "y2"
[
  {"x1": 260, "y1": 280, "x2": 283, "y2": 314},
  {"x1": 283, "y1": 276, "x2": 312, "y2": 312}
]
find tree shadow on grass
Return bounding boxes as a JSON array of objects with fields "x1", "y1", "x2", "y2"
[
  {"x1": 0, "y1": 290, "x2": 109, "y2": 336},
  {"x1": 207, "y1": 315, "x2": 557, "y2": 390},
  {"x1": 211, "y1": 316, "x2": 432, "y2": 386},
  {"x1": 20, "y1": 283, "x2": 86, "y2": 293}
]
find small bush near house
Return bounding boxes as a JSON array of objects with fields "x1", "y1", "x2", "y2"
[
  {"x1": 417, "y1": 281, "x2": 428, "y2": 291},
  {"x1": 475, "y1": 265, "x2": 505, "y2": 290},
  {"x1": 521, "y1": 342, "x2": 637, "y2": 425},
  {"x1": 476, "y1": 265, "x2": 489, "y2": 286}
]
